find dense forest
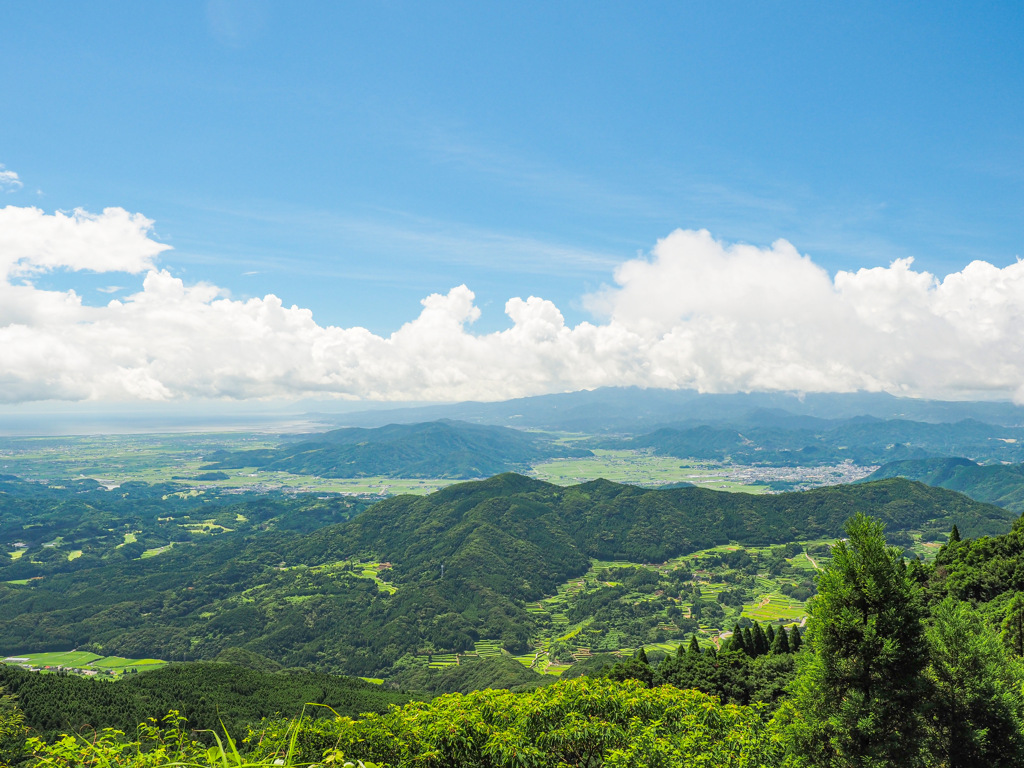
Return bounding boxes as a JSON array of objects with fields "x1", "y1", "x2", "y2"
[
  {"x1": 0, "y1": 473, "x2": 1012, "y2": 677},
  {"x1": 7, "y1": 510, "x2": 1024, "y2": 766},
  {"x1": 0, "y1": 474, "x2": 369, "y2": 582},
  {"x1": 866, "y1": 457, "x2": 1024, "y2": 513}
]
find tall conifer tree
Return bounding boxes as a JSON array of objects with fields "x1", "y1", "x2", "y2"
[
  {"x1": 782, "y1": 514, "x2": 929, "y2": 767},
  {"x1": 752, "y1": 623, "x2": 769, "y2": 656},
  {"x1": 771, "y1": 626, "x2": 790, "y2": 654}
]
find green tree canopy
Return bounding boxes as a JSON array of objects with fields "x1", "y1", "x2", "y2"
[{"x1": 782, "y1": 513, "x2": 929, "y2": 767}]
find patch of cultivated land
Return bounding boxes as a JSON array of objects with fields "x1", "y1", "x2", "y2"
[
  {"x1": 419, "y1": 540, "x2": 829, "y2": 676},
  {"x1": 530, "y1": 448, "x2": 873, "y2": 491},
  {"x1": 2, "y1": 432, "x2": 869, "y2": 497},
  {"x1": 3, "y1": 650, "x2": 166, "y2": 677}
]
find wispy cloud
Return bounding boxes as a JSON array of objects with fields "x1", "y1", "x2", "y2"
[
  {"x1": 0, "y1": 165, "x2": 24, "y2": 193},
  {"x1": 423, "y1": 131, "x2": 665, "y2": 221},
  {"x1": 174, "y1": 199, "x2": 622, "y2": 278}
]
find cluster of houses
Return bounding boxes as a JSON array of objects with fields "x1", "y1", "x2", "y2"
[{"x1": 2, "y1": 656, "x2": 119, "y2": 677}]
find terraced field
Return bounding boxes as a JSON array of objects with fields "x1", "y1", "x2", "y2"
[{"x1": 505, "y1": 541, "x2": 825, "y2": 674}]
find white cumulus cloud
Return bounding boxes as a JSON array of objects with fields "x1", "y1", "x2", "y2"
[{"x1": 1, "y1": 207, "x2": 1024, "y2": 404}]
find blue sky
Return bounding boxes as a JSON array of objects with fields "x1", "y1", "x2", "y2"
[{"x1": 2, "y1": 2, "x2": 1024, "y2": 405}]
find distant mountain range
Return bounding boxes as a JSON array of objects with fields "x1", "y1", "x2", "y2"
[
  {"x1": 201, "y1": 419, "x2": 592, "y2": 479},
  {"x1": 864, "y1": 458, "x2": 1024, "y2": 514},
  {"x1": 602, "y1": 417, "x2": 1024, "y2": 466},
  {"x1": 307, "y1": 388, "x2": 1024, "y2": 433}
]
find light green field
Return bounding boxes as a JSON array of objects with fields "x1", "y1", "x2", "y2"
[
  {"x1": 89, "y1": 656, "x2": 165, "y2": 670},
  {"x1": 4, "y1": 650, "x2": 167, "y2": 675},
  {"x1": 4, "y1": 651, "x2": 101, "y2": 667},
  {"x1": 1, "y1": 430, "x2": 789, "y2": 497},
  {"x1": 140, "y1": 544, "x2": 174, "y2": 558},
  {"x1": 531, "y1": 449, "x2": 770, "y2": 492}
]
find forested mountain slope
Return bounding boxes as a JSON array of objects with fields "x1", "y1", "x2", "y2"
[
  {"x1": 0, "y1": 661, "x2": 415, "y2": 741},
  {"x1": 200, "y1": 420, "x2": 591, "y2": 478},
  {"x1": 0, "y1": 474, "x2": 1010, "y2": 676},
  {"x1": 865, "y1": 458, "x2": 1024, "y2": 514}
]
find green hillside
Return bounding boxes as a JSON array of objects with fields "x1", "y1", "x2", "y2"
[
  {"x1": 0, "y1": 474, "x2": 1008, "y2": 678},
  {"x1": 0, "y1": 661, "x2": 415, "y2": 741},
  {"x1": 200, "y1": 419, "x2": 592, "y2": 478},
  {"x1": 864, "y1": 458, "x2": 1024, "y2": 514}
]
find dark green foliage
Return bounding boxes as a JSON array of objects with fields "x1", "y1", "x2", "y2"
[
  {"x1": 556, "y1": 653, "x2": 618, "y2": 680},
  {"x1": 0, "y1": 475, "x2": 368, "y2": 583},
  {"x1": 770, "y1": 626, "x2": 790, "y2": 654},
  {"x1": 194, "y1": 471, "x2": 230, "y2": 481},
  {"x1": 0, "y1": 473, "x2": 1008, "y2": 677},
  {"x1": 1002, "y1": 592, "x2": 1024, "y2": 657},
  {"x1": 386, "y1": 655, "x2": 548, "y2": 696},
  {"x1": 751, "y1": 623, "x2": 769, "y2": 656},
  {"x1": 606, "y1": 653, "x2": 654, "y2": 688},
  {"x1": 925, "y1": 598, "x2": 1024, "y2": 768},
  {"x1": 201, "y1": 420, "x2": 592, "y2": 479},
  {"x1": 688, "y1": 635, "x2": 701, "y2": 655},
  {"x1": 0, "y1": 662, "x2": 414, "y2": 742},
  {"x1": 731, "y1": 627, "x2": 748, "y2": 655},
  {"x1": 866, "y1": 457, "x2": 1024, "y2": 515},
  {"x1": 0, "y1": 684, "x2": 26, "y2": 766},
  {"x1": 743, "y1": 627, "x2": 755, "y2": 656},
  {"x1": 214, "y1": 647, "x2": 283, "y2": 673},
  {"x1": 784, "y1": 514, "x2": 930, "y2": 767}
]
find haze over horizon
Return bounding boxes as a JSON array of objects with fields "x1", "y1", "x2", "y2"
[{"x1": 3, "y1": 3, "x2": 1023, "y2": 407}]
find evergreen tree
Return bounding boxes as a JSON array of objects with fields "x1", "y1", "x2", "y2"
[
  {"x1": 949, "y1": 524, "x2": 961, "y2": 543},
  {"x1": 782, "y1": 513, "x2": 929, "y2": 768},
  {"x1": 1001, "y1": 592, "x2": 1024, "y2": 657},
  {"x1": 688, "y1": 635, "x2": 701, "y2": 655},
  {"x1": 790, "y1": 626, "x2": 802, "y2": 652},
  {"x1": 925, "y1": 598, "x2": 1024, "y2": 768},
  {"x1": 743, "y1": 627, "x2": 755, "y2": 657},
  {"x1": 765, "y1": 624, "x2": 776, "y2": 647},
  {"x1": 770, "y1": 626, "x2": 790, "y2": 655},
  {"x1": 0, "y1": 686, "x2": 25, "y2": 766},
  {"x1": 752, "y1": 623, "x2": 769, "y2": 657},
  {"x1": 636, "y1": 647, "x2": 649, "y2": 665},
  {"x1": 730, "y1": 627, "x2": 748, "y2": 656}
]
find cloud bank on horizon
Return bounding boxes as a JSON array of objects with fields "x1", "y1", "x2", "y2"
[{"x1": 2, "y1": 203, "x2": 1024, "y2": 405}]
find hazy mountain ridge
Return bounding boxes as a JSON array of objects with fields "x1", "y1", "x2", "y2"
[
  {"x1": 311, "y1": 388, "x2": 1024, "y2": 432},
  {"x1": 605, "y1": 417, "x2": 1024, "y2": 466},
  {"x1": 200, "y1": 419, "x2": 592, "y2": 479}
]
